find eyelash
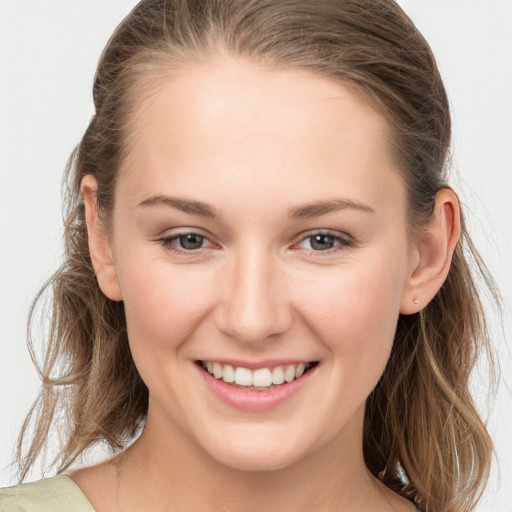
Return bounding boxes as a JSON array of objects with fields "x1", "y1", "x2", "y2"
[{"x1": 157, "y1": 230, "x2": 354, "y2": 257}]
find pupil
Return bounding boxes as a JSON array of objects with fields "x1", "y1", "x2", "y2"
[
  {"x1": 311, "y1": 234, "x2": 334, "y2": 250},
  {"x1": 179, "y1": 234, "x2": 203, "y2": 250}
]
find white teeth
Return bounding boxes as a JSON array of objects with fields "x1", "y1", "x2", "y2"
[
  {"x1": 284, "y1": 365, "x2": 296, "y2": 383},
  {"x1": 234, "y1": 367, "x2": 253, "y2": 386},
  {"x1": 222, "y1": 364, "x2": 235, "y2": 383},
  {"x1": 213, "y1": 362, "x2": 223, "y2": 379},
  {"x1": 272, "y1": 366, "x2": 285, "y2": 385},
  {"x1": 253, "y1": 368, "x2": 273, "y2": 387},
  {"x1": 202, "y1": 361, "x2": 314, "y2": 388}
]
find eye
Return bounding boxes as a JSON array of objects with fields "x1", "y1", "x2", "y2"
[
  {"x1": 296, "y1": 231, "x2": 352, "y2": 254},
  {"x1": 176, "y1": 233, "x2": 207, "y2": 250},
  {"x1": 305, "y1": 234, "x2": 338, "y2": 251},
  {"x1": 158, "y1": 232, "x2": 213, "y2": 254}
]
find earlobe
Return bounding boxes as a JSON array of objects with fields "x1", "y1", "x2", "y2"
[
  {"x1": 81, "y1": 175, "x2": 123, "y2": 302},
  {"x1": 400, "y1": 188, "x2": 461, "y2": 315}
]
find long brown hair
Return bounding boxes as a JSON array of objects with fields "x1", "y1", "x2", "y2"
[{"x1": 16, "y1": 1, "x2": 497, "y2": 510}]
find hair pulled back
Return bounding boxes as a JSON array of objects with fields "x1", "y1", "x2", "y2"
[{"x1": 17, "y1": 2, "x2": 496, "y2": 511}]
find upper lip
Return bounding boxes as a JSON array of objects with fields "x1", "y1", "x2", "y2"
[{"x1": 196, "y1": 358, "x2": 317, "y2": 370}]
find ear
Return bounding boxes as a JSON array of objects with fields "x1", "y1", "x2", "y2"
[
  {"x1": 81, "y1": 174, "x2": 123, "y2": 302},
  {"x1": 400, "y1": 188, "x2": 461, "y2": 315}
]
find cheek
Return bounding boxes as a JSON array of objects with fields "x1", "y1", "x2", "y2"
[
  {"x1": 295, "y1": 249, "x2": 408, "y2": 363},
  {"x1": 117, "y1": 259, "x2": 220, "y2": 417},
  {"x1": 119, "y1": 259, "x2": 214, "y2": 353}
]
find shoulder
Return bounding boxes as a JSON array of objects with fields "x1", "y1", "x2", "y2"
[{"x1": 0, "y1": 475, "x2": 95, "y2": 512}]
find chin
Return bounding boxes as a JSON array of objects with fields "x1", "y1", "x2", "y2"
[
  {"x1": 211, "y1": 448, "x2": 303, "y2": 472},
  {"x1": 199, "y1": 427, "x2": 315, "y2": 472}
]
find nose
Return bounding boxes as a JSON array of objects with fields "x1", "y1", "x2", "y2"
[{"x1": 214, "y1": 247, "x2": 293, "y2": 346}]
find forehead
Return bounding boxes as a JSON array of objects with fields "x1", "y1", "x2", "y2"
[{"x1": 117, "y1": 58, "x2": 404, "y2": 218}]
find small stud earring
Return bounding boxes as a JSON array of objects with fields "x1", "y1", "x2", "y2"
[{"x1": 413, "y1": 298, "x2": 419, "y2": 305}]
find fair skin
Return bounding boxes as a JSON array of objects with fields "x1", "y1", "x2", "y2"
[{"x1": 71, "y1": 58, "x2": 460, "y2": 512}]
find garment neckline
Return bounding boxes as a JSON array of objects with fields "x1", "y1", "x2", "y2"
[{"x1": 57, "y1": 474, "x2": 96, "y2": 510}]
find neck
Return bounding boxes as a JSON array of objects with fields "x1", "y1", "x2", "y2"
[{"x1": 114, "y1": 404, "x2": 392, "y2": 512}]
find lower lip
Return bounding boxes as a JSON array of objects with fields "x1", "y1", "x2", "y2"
[{"x1": 196, "y1": 363, "x2": 317, "y2": 412}]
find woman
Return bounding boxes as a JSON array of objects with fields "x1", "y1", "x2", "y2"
[{"x1": 0, "y1": 1, "x2": 499, "y2": 511}]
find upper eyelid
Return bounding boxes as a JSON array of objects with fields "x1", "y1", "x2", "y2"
[
  {"x1": 293, "y1": 229, "x2": 352, "y2": 244},
  {"x1": 157, "y1": 228, "x2": 350, "y2": 240},
  {"x1": 158, "y1": 231, "x2": 213, "y2": 246},
  {"x1": 156, "y1": 225, "x2": 211, "y2": 237}
]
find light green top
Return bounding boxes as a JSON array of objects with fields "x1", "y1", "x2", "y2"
[{"x1": 0, "y1": 475, "x2": 95, "y2": 512}]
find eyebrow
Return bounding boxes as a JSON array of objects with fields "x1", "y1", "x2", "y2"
[
  {"x1": 137, "y1": 195, "x2": 375, "y2": 219},
  {"x1": 137, "y1": 195, "x2": 219, "y2": 218},
  {"x1": 288, "y1": 198, "x2": 375, "y2": 218}
]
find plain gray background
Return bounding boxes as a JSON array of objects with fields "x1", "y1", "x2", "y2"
[{"x1": 1, "y1": 1, "x2": 511, "y2": 509}]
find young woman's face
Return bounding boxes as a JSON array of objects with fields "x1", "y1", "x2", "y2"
[{"x1": 107, "y1": 59, "x2": 418, "y2": 470}]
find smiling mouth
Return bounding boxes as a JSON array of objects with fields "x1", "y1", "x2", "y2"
[{"x1": 197, "y1": 360, "x2": 319, "y2": 390}]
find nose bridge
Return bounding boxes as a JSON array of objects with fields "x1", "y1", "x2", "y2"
[{"x1": 216, "y1": 244, "x2": 291, "y2": 345}]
